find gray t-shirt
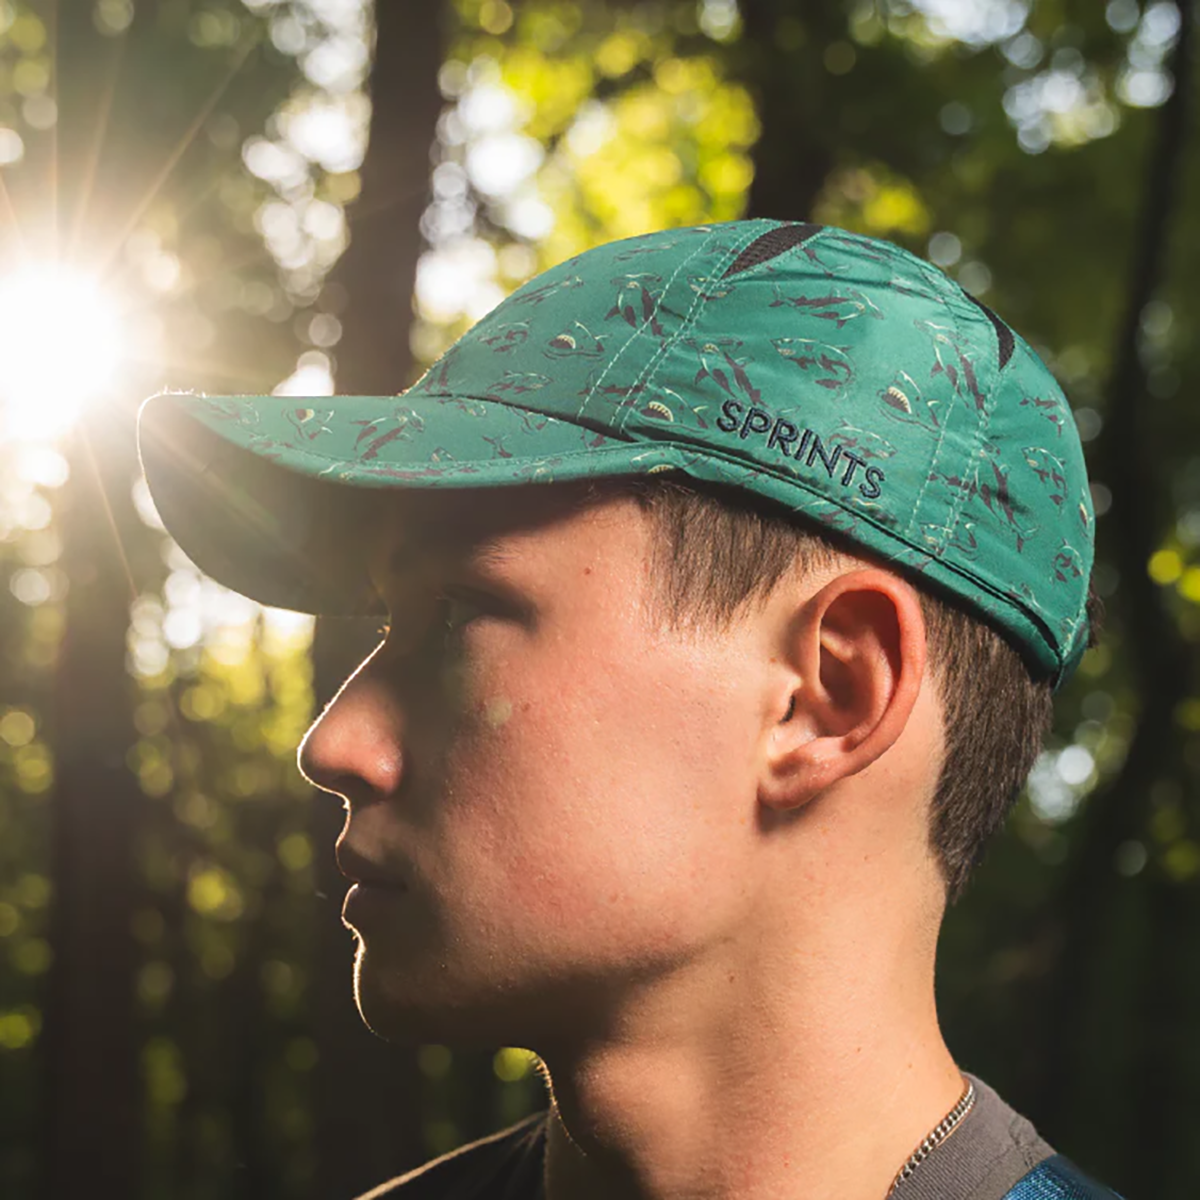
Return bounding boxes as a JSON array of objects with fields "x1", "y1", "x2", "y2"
[
  {"x1": 357, "y1": 1073, "x2": 1061, "y2": 1200},
  {"x1": 893, "y1": 1074, "x2": 1054, "y2": 1200}
]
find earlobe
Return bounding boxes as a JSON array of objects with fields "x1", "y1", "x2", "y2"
[{"x1": 760, "y1": 569, "x2": 926, "y2": 812}]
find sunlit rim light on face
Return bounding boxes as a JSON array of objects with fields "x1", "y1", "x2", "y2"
[{"x1": 0, "y1": 263, "x2": 126, "y2": 442}]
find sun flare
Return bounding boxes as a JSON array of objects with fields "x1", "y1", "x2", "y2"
[{"x1": 0, "y1": 263, "x2": 126, "y2": 442}]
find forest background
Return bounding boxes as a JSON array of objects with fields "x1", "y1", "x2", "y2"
[{"x1": 0, "y1": 0, "x2": 1197, "y2": 1197}]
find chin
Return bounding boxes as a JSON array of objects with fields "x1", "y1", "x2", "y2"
[
  {"x1": 351, "y1": 943, "x2": 529, "y2": 1049},
  {"x1": 352, "y1": 943, "x2": 428, "y2": 1043}
]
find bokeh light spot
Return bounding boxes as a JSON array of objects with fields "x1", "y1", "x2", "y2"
[{"x1": 493, "y1": 1046, "x2": 537, "y2": 1081}]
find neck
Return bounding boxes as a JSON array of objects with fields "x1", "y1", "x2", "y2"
[{"x1": 539, "y1": 900, "x2": 962, "y2": 1200}]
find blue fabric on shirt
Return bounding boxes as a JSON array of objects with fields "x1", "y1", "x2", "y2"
[{"x1": 1003, "y1": 1155, "x2": 1124, "y2": 1199}]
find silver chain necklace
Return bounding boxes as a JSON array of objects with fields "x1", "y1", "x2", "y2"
[{"x1": 885, "y1": 1077, "x2": 976, "y2": 1197}]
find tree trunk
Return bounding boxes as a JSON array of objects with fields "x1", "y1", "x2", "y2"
[
  {"x1": 326, "y1": 2, "x2": 448, "y2": 397},
  {"x1": 735, "y1": 2, "x2": 843, "y2": 222},
  {"x1": 36, "y1": 1, "x2": 159, "y2": 1189},
  {"x1": 42, "y1": 408, "x2": 143, "y2": 1199},
  {"x1": 310, "y1": 1, "x2": 448, "y2": 1193}
]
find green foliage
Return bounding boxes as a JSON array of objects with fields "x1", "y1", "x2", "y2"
[{"x1": 412, "y1": 0, "x2": 758, "y2": 359}]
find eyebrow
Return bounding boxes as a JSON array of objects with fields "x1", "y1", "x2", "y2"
[{"x1": 383, "y1": 530, "x2": 520, "y2": 579}]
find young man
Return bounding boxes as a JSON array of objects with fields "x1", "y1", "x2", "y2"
[{"x1": 138, "y1": 220, "x2": 1120, "y2": 1199}]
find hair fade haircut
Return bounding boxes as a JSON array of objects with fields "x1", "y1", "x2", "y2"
[{"x1": 581, "y1": 474, "x2": 1100, "y2": 903}]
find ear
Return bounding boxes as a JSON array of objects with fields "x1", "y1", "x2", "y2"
[{"x1": 759, "y1": 568, "x2": 927, "y2": 811}]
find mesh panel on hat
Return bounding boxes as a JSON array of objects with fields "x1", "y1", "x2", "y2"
[
  {"x1": 960, "y1": 289, "x2": 1016, "y2": 370},
  {"x1": 722, "y1": 223, "x2": 825, "y2": 278}
]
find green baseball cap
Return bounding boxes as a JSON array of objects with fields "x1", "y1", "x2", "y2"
[{"x1": 138, "y1": 219, "x2": 1094, "y2": 688}]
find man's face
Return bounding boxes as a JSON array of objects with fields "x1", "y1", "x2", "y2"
[{"x1": 298, "y1": 484, "x2": 776, "y2": 1048}]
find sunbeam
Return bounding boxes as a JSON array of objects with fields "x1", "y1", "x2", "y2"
[
  {"x1": 67, "y1": 28, "x2": 128, "y2": 262},
  {"x1": 96, "y1": 32, "x2": 262, "y2": 280},
  {"x1": 0, "y1": 169, "x2": 28, "y2": 257}
]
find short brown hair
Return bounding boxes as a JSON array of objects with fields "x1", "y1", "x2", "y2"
[{"x1": 581, "y1": 474, "x2": 1098, "y2": 903}]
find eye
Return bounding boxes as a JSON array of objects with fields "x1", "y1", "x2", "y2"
[
  {"x1": 440, "y1": 587, "x2": 488, "y2": 635},
  {"x1": 375, "y1": 585, "x2": 502, "y2": 660}
]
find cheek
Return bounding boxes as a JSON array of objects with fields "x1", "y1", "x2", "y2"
[{"x1": 436, "y1": 636, "x2": 758, "y2": 948}]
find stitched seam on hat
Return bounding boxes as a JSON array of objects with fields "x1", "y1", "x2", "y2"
[
  {"x1": 940, "y1": 293, "x2": 998, "y2": 573},
  {"x1": 578, "y1": 232, "x2": 730, "y2": 424},
  {"x1": 903, "y1": 260, "x2": 995, "y2": 551},
  {"x1": 902, "y1": 259, "x2": 959, "y2": 540},
  {"x1": 614, "y1": 221, "x2": 786, "y2": 435},
  {"x1": 946, "y1": 379, "x2": 996, "y2": 563},
  {"x1": 903, "y1": 405, "x2": 950, "y2": 542},
  {"x1": 603, "y1": 224, "x2": 765, "y2": 433}
]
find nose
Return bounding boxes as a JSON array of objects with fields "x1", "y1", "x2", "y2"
[{"x1": 298, "y1": 649, "x2": 404, "y2": 805}]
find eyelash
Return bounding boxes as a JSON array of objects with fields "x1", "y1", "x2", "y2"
[
  {"x1": 376, "y1": 588, "x2": 488, "y2": 646},
  {"x1": 442, "y1": 590, "x2": 484, "y2": 632}
]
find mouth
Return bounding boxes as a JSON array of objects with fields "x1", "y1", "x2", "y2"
[
  {"x1": 341, "y1": 877, "x2": 408, "y2": 926},
  {"x1": 346, "y1": 877, "x2": 406, "y2": 894},
  {"x1": 336, "y1": 844, "x2": 408, "y2": 892}
]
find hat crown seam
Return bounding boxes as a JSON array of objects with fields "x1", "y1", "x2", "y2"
[
  {"x1": 609, "y1": 222, "x2": 777, "y2": 436},
  {"x1": 577, "y1": 227, "x2": 747, "y2": 427},
  {"x1": 623, "y1": 221, "x2": 833, "y2": 433},
  {"x1": 905, "y1": 266, "x2": 999, "y2": 561}
]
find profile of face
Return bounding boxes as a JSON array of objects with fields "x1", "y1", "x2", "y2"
[{"x1": 297, "y1": 483, "x2": 791, "y2": 1050}]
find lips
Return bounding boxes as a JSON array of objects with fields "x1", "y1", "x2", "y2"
[
  {"x1": 347, "y1": 877, "x2": 406, "y2": 893},
  {"x1": 342, "y1": 877, "x2": 409, "y2": 927},
  {"x1": 336, "y1": 844, "x2": 407, "y2": 892},
  {"x1": 339, "y1": 846, "x2": 410, "y2": 926}
]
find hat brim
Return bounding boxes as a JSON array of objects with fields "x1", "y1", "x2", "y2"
[{"x1": 137, "y1": 390, "x2": 689, "y2": 615}]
